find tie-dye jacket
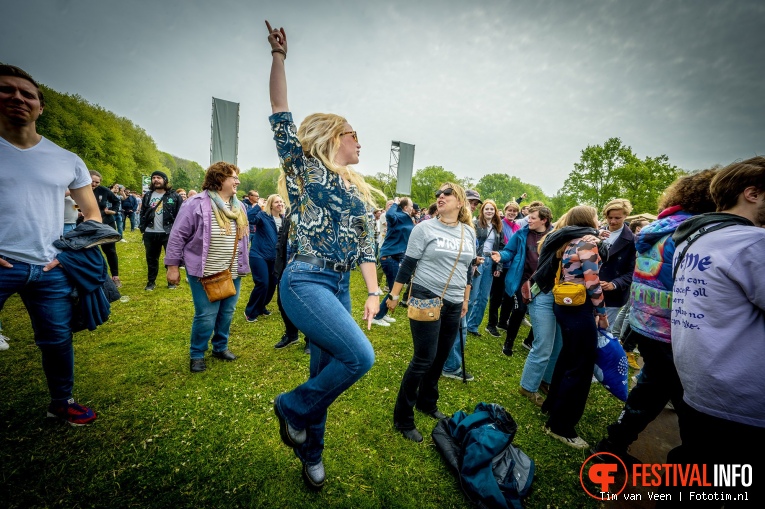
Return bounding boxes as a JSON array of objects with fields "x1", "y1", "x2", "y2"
[
  {"x1": 561, "y1": 238, "x2": 605, "y2": 315},
  {"x1": 627, "y1": 208, "x2": 693, "y2": 343}
]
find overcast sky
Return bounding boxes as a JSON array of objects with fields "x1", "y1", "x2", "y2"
[{"x1": 3, "y1": 0, "x2": 763, "y2": 195}]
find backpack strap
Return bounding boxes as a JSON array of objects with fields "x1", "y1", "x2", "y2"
[{"x1": 672, "y1": 221, "x2": 740, "y2": 280}]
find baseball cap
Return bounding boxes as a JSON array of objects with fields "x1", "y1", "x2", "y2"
[{"x1": 465, "y1": 189, "x2": 482, "y2": 204}]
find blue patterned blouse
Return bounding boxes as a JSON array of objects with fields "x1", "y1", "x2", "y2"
[{"x1": 269, "y1": 112, "x2": 376, "y2": 268}]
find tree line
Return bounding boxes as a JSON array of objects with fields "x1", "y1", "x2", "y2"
[{"x1": 35, "y1": 82, "x2": 688, "y2": 218}]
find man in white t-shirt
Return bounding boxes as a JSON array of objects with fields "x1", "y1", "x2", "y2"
[{"x1": 0, "y1": 64, "x2": 101, "y2": 425}]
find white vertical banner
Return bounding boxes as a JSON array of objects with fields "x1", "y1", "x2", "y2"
[
  {"x1": 395, "y1": 142, "x2": 415, "y2": 196},
  {"x1": 210, "y1": 97, "x2": 240, "y2": 165}
]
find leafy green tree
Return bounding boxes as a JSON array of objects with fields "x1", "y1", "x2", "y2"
[
  {"x1": 475, "y1": 173, "x2": 548, "y2": 208},
  {"x1": 614, "y1": 154, "x2": 680, "y2": 215},
  {"x1": 410, "y1": 166, "x2": 459, "y2": 207},
  {"x1": 561, "y1": 137, "x2": 630, "y2": 211},
  {"x1": 36, "y1": 84, "x2": 169, "y2": 192},
  {"x1": 239, "y1": 167, "x2": 281, "y2": 199}
]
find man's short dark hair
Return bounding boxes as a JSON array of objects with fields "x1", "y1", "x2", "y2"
[
  {"x1": 0, "y1": 64, "x2": 45, "y2": 107},
  {"x1": 710, "y1": 156, "x2": 765, "y2": 211},
  {"x1": 529, "y1": 205, "x2": 552, "y2": 228}
]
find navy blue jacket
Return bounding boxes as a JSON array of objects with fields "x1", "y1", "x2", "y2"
[
  {"x1": 248, "y1": 204, "x2": 281, "y2": 261},
  {"x1": 380, "y1": 203, "x2": 414, "y2": 257},
  {"x1": 598, "y1": 226, "x2": 636, "y2": 307}
]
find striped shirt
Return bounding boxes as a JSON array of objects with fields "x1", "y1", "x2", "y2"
[{"x1": 203, "y1": 203, "x2": 239, "y2": 278}]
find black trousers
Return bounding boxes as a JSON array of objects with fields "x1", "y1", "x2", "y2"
[
  {"x1": 100, "y1": 223, "x2": 119, "y2": 277},
  {"x1": 487, "y1": 269, "x2": 512, "y2": 328},
  {"x1": 393, "y1": 285, "x2": 462, "y2": 431},
  {"x1": 543, "y1": 302, "x2": 598, "y2": 438},
  {"x1": 658, "y1": 406, "x2": 764, "y2": 507},
  {"x1": 505, "y1": 287, "x2": 528, "y2": 344},
  {"x1": 143, "y1": 231, "x2": 169, "y2": 284},
  {"x1": 606, "y1": 333, "x2": 689, "y2": 449}
]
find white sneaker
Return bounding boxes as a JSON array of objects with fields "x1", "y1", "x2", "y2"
[
  {"x1": 0, "y1": 333, "x2": 9, "y2": 351},
  {"x1": 522, "y1": 317, "x2": 532, "y2": 327},
  {"x1": 544, "y1": 426, "x2": 589, "y2": 449},
  {"x1": 382, "y1": 315, "x2": 396, "y2": 323},
  {"x1": 371, "y1": 318, "x2": 390, "y2": 327}
]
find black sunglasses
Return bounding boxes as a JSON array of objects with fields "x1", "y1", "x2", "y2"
[{"x1": 434, "y1": 188, "x2": 455, "y2": 199}]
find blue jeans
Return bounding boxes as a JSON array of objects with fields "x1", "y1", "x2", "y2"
[
  {"x1": 125, "y1": 211, "x2": 138, "y2": 231},
  {"x1": 520, "y1": 291, "x2": 562, "y2": 392},
  {"x1": 0, "y1": 257, "x2": 75, "y2": 401},
  {"x1": 114, "y1": 212, "x2": 124, "y2": 237},
  {"x1": 245, "y1": 255, "x2": 276, "y2": 319},
  {"x1": 187, "y1": 275, "x2": 242, "y2": 359},
  {"x1": 277, "y1": 261, "x2": 375, "y2": 464},
  {"x1": 374, "y1": 253, "x2": 404, "y2": 320},
  {"x1": 442, "y1": 315, "x2": 467, "y2": 374},
  {"x1": 466, "y1": 266, "x2": 493, "y2": 332}
]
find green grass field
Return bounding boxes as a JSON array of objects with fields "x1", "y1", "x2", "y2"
[{"x1": 0, "y1": 228, "x2": 626, "y2": 508}]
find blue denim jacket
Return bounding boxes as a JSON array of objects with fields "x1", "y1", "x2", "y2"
[{"x1": 270, "y1": 112, "x2": 375, "y2": 268}]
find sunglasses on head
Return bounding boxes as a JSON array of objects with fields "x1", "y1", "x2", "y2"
[
  {"x1": 434, "y1": 188, "x2": 455, "y2": 199},
  {"x1": 340, "y1": 131, "x2": 358, "y2": 142}
]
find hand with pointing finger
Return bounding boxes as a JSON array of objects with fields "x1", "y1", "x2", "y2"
[{"x1": 265, "y1": 20, "x2": 288, "y2": 58}]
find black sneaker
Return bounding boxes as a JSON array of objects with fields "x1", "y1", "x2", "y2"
[
  {"x1": 274, "y1": 334, "x2": 299, "y2": 349},
  {"x1": 144, "y1": 282, "x2": 156, "y2": 291},
  {"x1": 522, "y1": 338, "x2": 533, "y2": 351},
  {"x1": 167, "y1": 283, "x2": 178, "y2": 290},
  {"x1": 262, "y1": 309, "x2": 272, "y2": 316},
  {"x1": 485, "y1": 326, "x2": 501, "y2": 338}
]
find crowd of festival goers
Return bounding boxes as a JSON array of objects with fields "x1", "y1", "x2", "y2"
[{"x1": 2, "y1": 25, "x2": 762, "y2": 500}]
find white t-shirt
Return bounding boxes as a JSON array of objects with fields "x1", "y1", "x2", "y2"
[{"x1": 0, "y1": 136, "x2": 91, "y2": 264}]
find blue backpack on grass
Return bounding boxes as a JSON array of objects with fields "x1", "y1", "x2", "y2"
[{"x1": 432, "y1": 402, "x2": 535, "y2": 509}]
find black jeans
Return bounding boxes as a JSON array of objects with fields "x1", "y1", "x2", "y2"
[
  {"x1": 487, "y1": 269, "x2": 512, "y2": 328},
  {"x1": 543, "y1": 302, "x2": 598, "y2": 438},
  {"x1": 143, "y1": 231, "x2": 169, "y2": 284},
  {"x1": 659, "y1": 405, "x2": 764, "y2": 507},
  {"x1": 606, "y1": 333, "x2": 689, "y2": 449},
  {"x1": 100, "y1": 241, "x2": 119, "y2": 278},
  {"x1": 393, "y1": 285, "x2": 462, "y2": 431},
  {"x1": 505, "y1": 287, "x2": 527, "y2": 343}
]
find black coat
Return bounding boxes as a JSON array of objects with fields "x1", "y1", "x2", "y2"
[
  {"x1": 598, "y1": 226, "x2": 636, "y2": 307},
  {"x1": 139, "y1": 189, "x2": 182, "y2": 234}
]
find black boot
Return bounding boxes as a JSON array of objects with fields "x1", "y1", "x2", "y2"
[{"x1": 502, "y1": 336, "x2": 515, "y2": 356}]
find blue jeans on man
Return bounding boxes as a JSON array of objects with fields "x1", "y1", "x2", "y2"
[
  {"x1": 277, "y1": 261, "x2": 375, "y2": 465},
  {"x1": 187, "y1": 275, "x2": 242, "y2": 359},
  {"x1": 443, "y1": 266, "x2": 487, "y2": 374},
  {"x1": 375, "y1": 253, "x2": 404, "y2": 320},
  {"x1": 0, "y1": 257, "x2": 75, "y2": 402},
  {"x1": 114, "y1": 212, "x2": 124, "y2": 238}
]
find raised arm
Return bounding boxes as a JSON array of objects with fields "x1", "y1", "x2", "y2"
[{"x1": 266, "y1": 20, "x2": 288, "y2": 114}]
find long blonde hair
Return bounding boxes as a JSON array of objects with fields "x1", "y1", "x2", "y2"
[{"x1": 281, "y1": 112, "x2": 385, "y2": 207}]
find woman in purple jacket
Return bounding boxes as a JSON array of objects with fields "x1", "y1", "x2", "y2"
[{"x1": 166, "y1": 162, "x2": 251, "y2": 373}]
